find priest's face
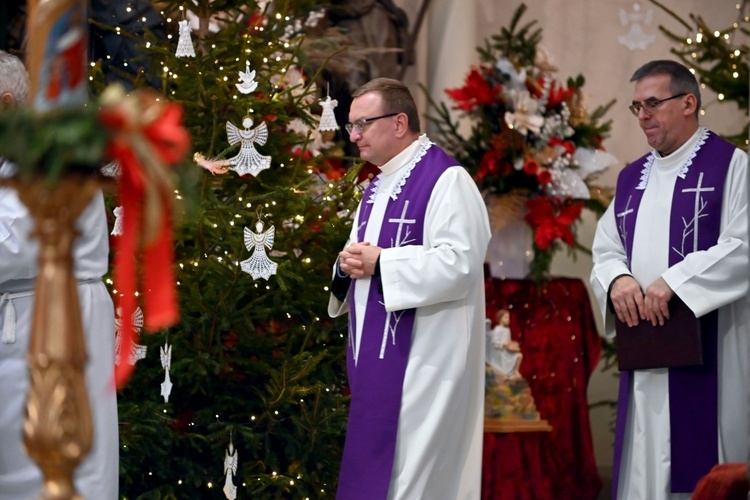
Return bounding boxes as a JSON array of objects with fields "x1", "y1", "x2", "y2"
[
  {"x1": 348, "y1": 92, "x2": 399, "y2": 166},
  {"x1": 632, "y1": 74, "x2": 694, "y2": 156}
]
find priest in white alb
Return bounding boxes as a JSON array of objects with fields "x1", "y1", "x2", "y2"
[
  {"x1": 328, "y1": 78, "x2": 491, "y2": 500},
  {"x1": 591, "y1": 60, "x2": 750, "y2": 500}
]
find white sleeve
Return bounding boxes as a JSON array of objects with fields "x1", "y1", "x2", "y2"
[
  {"x1": 590, "y1": 200, "x2": 632, "y2": 337},
  {"x1": 379, "y1": 166, "x2": 491, "y2": 312}
]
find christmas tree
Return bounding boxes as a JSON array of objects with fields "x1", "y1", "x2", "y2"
[
  {"x1": 649, "y1": 0, "x2": 749, "y2": 146},
  {"x1": 89, "y1": 2, "x2": 359, "y2": 498}
]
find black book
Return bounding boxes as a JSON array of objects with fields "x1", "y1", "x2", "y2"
[{"x1": 616, "y1": 297, "x2": 703, "y2": 371}]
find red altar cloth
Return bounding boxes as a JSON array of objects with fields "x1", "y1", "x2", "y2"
[{"x1": 482, "y1": 277, "x2": 603, "y2": 500}]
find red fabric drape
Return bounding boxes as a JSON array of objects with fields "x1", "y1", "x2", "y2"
[{"x1": 482, "y1": 277, "x2": 603, "y2": 500}]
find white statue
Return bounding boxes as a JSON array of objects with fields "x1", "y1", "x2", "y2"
[{"x1": 486, "y1": 309, "x2": 523, "y2": 382}]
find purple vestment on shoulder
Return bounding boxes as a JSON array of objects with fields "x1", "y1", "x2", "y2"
[
  {"x1": 611, "y1": 129, "x2": 736, "y2": 496},
  {"x1": 336, "y1": 142, "x2": 457, "y2": 500}
]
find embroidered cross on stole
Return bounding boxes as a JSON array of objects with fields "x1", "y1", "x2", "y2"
[
  {"x1": 611, "y1": 129, "x2": 736, "y2": 495},
  {"x1": 337, "y1": 143, "x2": 456, "y2": 500}
]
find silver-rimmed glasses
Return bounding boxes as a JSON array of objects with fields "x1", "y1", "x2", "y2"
[
  {"x1": 628, "y1": 93, "x2": 687, "y2": 116},
  {"x1": 344, "y1": 113, "x2": 399, "y2": 135}
]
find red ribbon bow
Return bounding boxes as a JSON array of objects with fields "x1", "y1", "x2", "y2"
[{"x1": 98, "y1": 86, "x2": 190, "y2": 387}]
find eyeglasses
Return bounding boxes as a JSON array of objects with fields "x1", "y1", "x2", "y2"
[
  {"x1": 628, "y1": 93, "x2": 687, "y2": 116},
  {"x1": 344, "y1": 113, "x2": 398, "y2": 135}
]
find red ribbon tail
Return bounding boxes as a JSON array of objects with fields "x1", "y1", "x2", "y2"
[{"x1": 143, "y1": 212, "x2": 179, "y2": 331}]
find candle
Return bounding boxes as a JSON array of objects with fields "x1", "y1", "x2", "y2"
[{"x1": 25, "y1": 0, "x2": 88, "y2": 111}]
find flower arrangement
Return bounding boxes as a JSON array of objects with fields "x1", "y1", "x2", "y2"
[{"x1": 428, "y1": 4, "x2": 616, "y2": 281}]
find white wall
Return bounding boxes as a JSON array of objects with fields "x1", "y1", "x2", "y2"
[{"x1": 397, "y1": 0, "x2": 748, "y2": 481}]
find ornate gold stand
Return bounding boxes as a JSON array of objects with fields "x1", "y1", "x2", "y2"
[
  {"x1": 484, "y1": 418, "x2": 553, "y2": 433},
  {"x1": 6, "y1": 175, "x2": 100, "y2": 500}
]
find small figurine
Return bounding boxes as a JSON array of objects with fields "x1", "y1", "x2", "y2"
[{"x1": 486, "y1": 309, "x2": 523, "y2": 383}]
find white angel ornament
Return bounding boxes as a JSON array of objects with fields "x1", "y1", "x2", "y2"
[
  {"x1": 318, "y1": 94, "x2": 339, "y2": 132},
  {"x1": 240, "y1": 220, "x2": 278, "y2": 280},
  {"x1": 114, "y1": 307, "x2": 147, "y2": 366},
  {"x1": 111, "y1": 206, "x2": 124, "y2": 236},
  {"x1": 160, "y1": 342, "x2": 173, "y2": 403},
  {"x1": 176, "y1": 20, "x2": 196, "y2": 58},
  {"x1": 226, "y1": 117, "x2": 271, "y2": 177},
  {"x1": 236, "y1": 61, "x2": 258, "y2": 94},
  {"x1": 222, "y1": 442, "x2": 238, "y2": 500}
]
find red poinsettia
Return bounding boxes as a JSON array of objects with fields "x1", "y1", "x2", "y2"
[
  {"x1": 529, "y1": 76, "x2": 575, "y2": 109},
  {"x1": 446, "y1": 67, "x2": 502, "y2": 111},
  {"x1": 548, "y1": 137, "x2": 576, "y2": 156},
  {"x1": 524, "y1": 197, "x2": 583, "y2": 250},
  {"x1": 475, "y1": 149, "x2": 512, "y2": 184}
]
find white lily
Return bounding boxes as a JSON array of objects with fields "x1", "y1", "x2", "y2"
[{"x1": 504, "y1": 89, "x2": 545, "y2": 136}]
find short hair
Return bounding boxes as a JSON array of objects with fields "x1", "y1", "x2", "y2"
[
  {"x1": 352, "y1": 77, "x2": 420, "y2": 133},
  {"x1": 630, "y1": 60, "x2": 701, "y2": 118},
  {"x1": 0, "y1": 51, "x2": 29, "y2": 104}
]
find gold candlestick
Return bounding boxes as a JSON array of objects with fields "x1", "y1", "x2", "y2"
[
  {"x1": 4, "y1": 175, "x2": 100, "y2": 500},
  {"x1": 20, "y1": 0, "x2": 94, "y2": 497}
]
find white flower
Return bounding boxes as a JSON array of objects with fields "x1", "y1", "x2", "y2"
[
  {"x1": 504, "y1": 89, "x2": 545, "y2": 136},
  {"x1": 534, "y1": 45, "x2": 558, "y2": 73}
]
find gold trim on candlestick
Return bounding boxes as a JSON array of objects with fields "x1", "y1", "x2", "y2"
[{"x1": 5, "y1": 175, "x2": 100, "y2": 500}]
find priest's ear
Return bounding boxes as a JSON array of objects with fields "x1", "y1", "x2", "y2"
[
  {"x1": 393, "y1": 112, "x2": 410, "y2": 138},
  {"x1": 683, "y1": 93, "x2": 699, "y2": 118}
]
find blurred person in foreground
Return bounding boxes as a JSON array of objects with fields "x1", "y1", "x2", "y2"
[{"x1": 0, "y1": 50, "x2": 118, "y2": 500}]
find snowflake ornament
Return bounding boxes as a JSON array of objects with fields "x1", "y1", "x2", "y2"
[
  {"x1": 176, "y1": 20, "x2": 196, "y2": 57},
  {"x1": 114, "y1": 307, "x2": 147, "y2": 366},
  {"x1": 240, "y1": 219, "x2": 278, "y2": 280},
  {"x1": 236, "y1": 61, "x2": 258, "y2": 94}
]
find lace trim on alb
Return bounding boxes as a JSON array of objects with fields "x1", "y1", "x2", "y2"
[
  {"x1": 636, "y1": 127, "x2": 709, "y2": 190},
  {"x1": 367, "y1": 139, "x2": 434, "y2": 203}
]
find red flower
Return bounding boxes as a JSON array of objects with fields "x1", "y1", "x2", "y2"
[
  {"x1": 358, "y1": 162, "x2": 380, "y2": 184},
  {"x1": 524, "y1": 197, "x2": 583, "y2": 250},
  {"x1": 549, "y1": 137, "x2": 576, "y2": 156},
  {"x1": 475, "y1": 150, "x2": 511, "y2": 183},
  {"x1": 536, "y1": 168, "x2": 552, "y2": 185},
  {"x1": 446, "y1": 67, "x2": 501, "y2": 111},
  {"x1": 546, "y1": 79, "x2": 576, "y2": 109},
  {"x1": 523, "y1": 160, "x2": 539, "y2": 175}
]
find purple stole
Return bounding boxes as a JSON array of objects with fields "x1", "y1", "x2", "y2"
[
  {"x1": 336, "y1": 143, "x2": 455, "y2": 500},
  {"x1": 611, "y1": 129, "x2": 736, "y2": 496}
]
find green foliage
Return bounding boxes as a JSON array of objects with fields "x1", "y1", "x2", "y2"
[
  {"x1": 105, "y1": 2, "x2": 359, "y2": 498},
  {"x1": 0, "y1": 104, "x2": 108, "y2": 183},
  {"x1": 649, "y1": 0, "x2": 749, "y2": 147}
]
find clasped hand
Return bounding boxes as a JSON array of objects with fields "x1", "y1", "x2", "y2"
[
  {"x1": 339, "y1": 242, "x2": 382, "y2": 279},
  {"x1": 610, "y1": 276, "x2": 674, "y2": 327}
]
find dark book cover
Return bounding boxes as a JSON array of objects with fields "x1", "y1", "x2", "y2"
[{"x1": 616, "y1": 297, "x2": 703, "y2": 370}]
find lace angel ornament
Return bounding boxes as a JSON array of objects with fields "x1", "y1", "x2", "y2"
[
  {"x1": 111, "y1": 206, "x2": 124, "y2": 236},
  {"x1": 176, "y1": 20, "x2": 196, "y2": 57},
  {"x1": 236, "y1": 61, "x2": 258, "y2": 94},
  {"x1": 226, "y1": 117, "x2": 271, "y2": 177},
  {"x1": 240, "y1": 220, "x2": 278, "y2": 280},
  {"x1": 114, "y1": 307, "x2": 147, "y2": 366},
  {"x1": 318, "y1": 94, "x2": 339, "y2": 132},
  {"x1": 160, "y1": 342, "x2": 173, "y2": 403},
  {"x1": 222, "y1": 442, "x2": 238, "y2": 500}
]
